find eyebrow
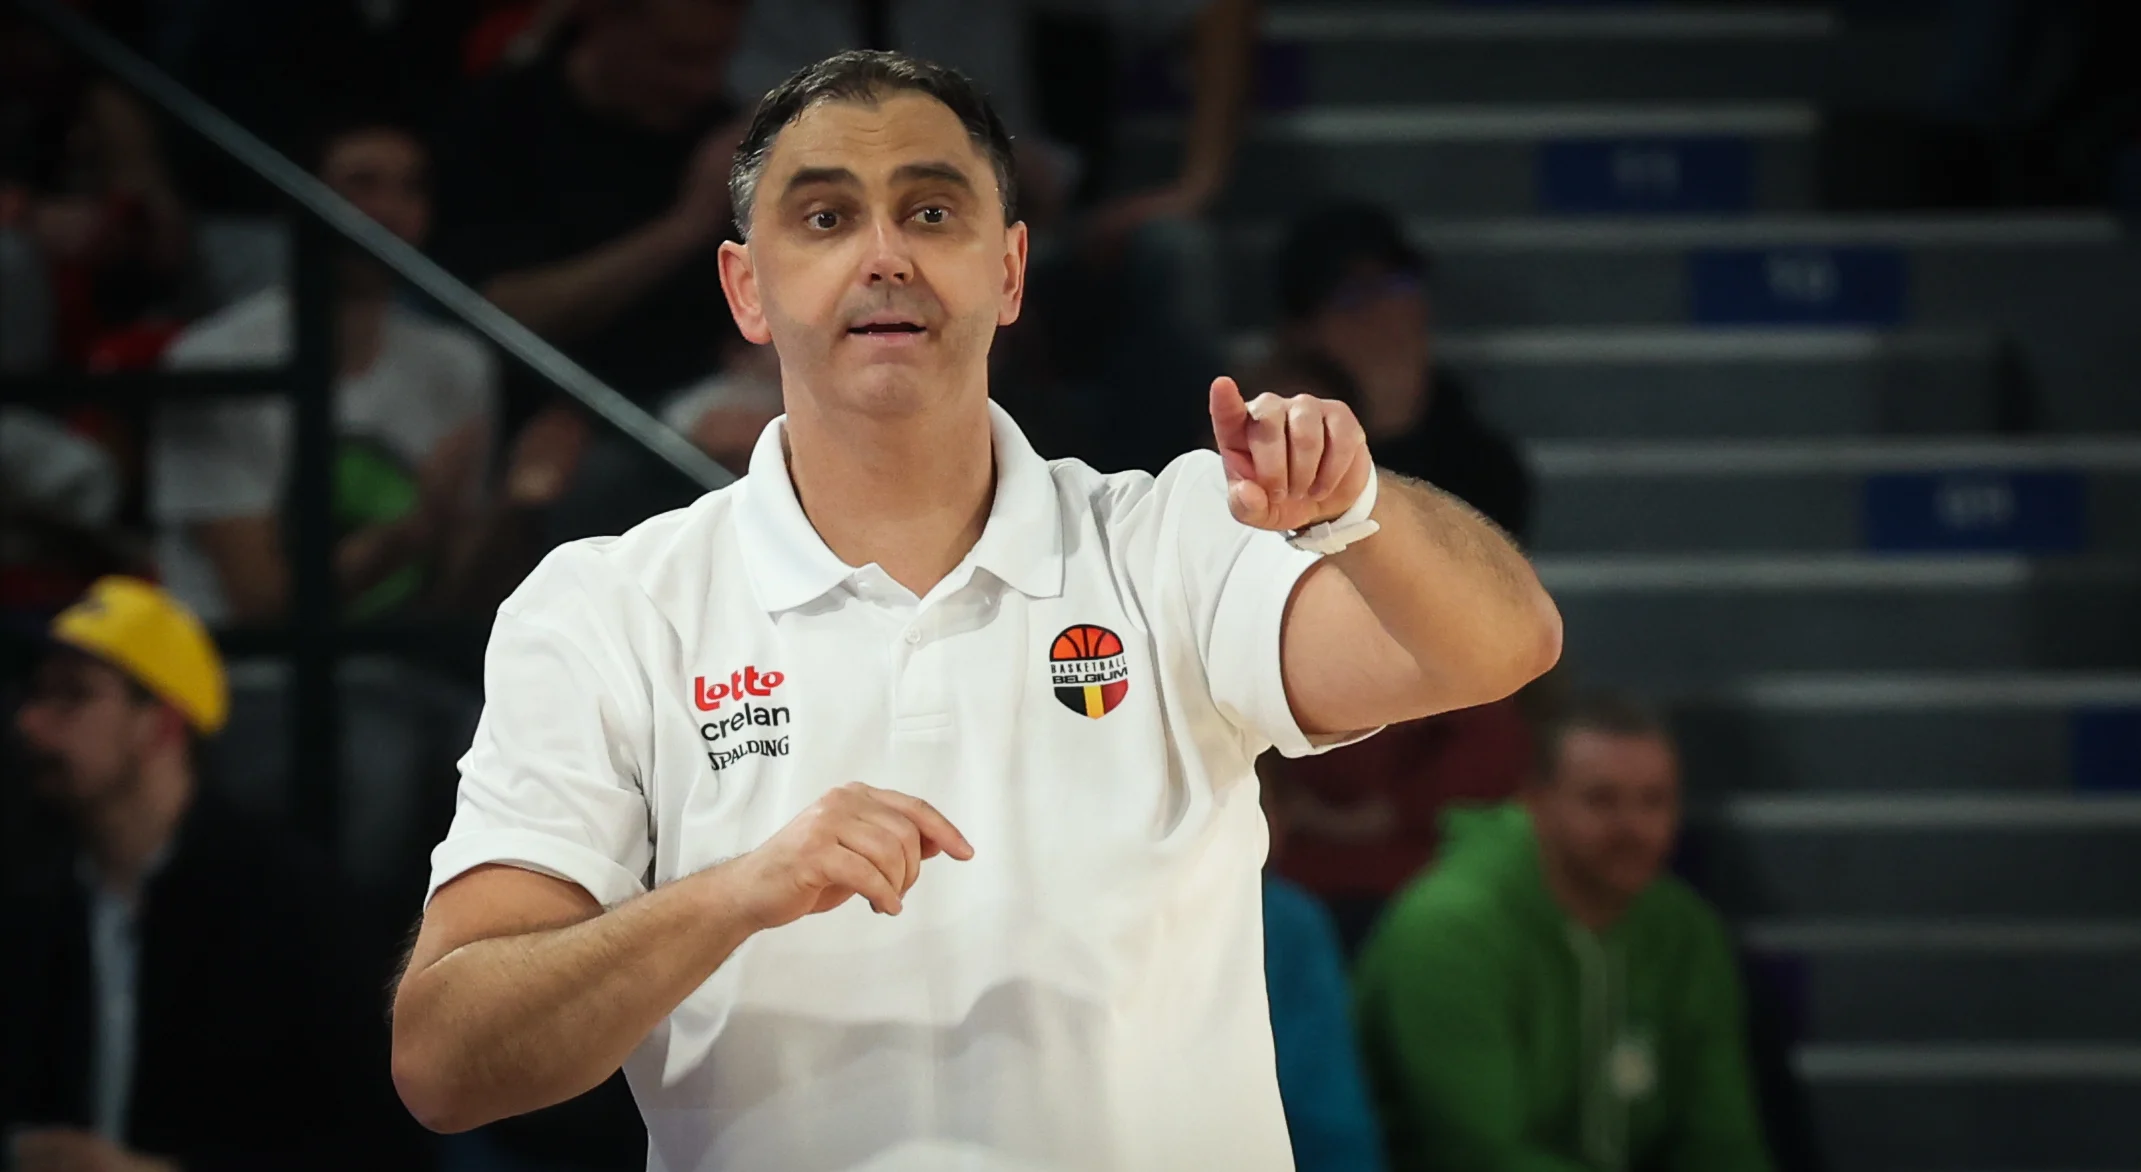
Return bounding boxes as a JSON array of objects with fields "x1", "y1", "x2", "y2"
[{"x1": 779, "y1": 161, "x2": 978, "y2": 200}]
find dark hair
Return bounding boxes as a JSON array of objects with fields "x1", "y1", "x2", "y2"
[
  {"x1": 1276, "y1": 201, "x2": 1430, "y2": 322},
  {"x1": 728, "y1": 50, "x2": 1017, "y2": 238},
  {"x1": 1531, "y1": 689, "x2": 1671, "y2": 784},
  {"x1": 304, "y1": 109, "x2": 426, "y2": 176}
]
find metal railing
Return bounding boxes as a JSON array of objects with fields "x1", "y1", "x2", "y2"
[{"x1": 4, "y1": 0, "x2": 735, "y2": 846}]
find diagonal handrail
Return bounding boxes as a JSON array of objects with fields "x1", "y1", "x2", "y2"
[{"x1": 16, "y1": 0, "x2": 735, "y2": 490}]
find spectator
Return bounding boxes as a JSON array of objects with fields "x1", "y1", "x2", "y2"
[
  {"x1": 1, "y1": 6, "x2": 191, "y2": 372},
  {"x1": 1354, "y1": 691, "x2": 1774, "y2": 1172},
  {"x1": 1275, "y1": 202, "x2": 1532, "y2": 540},
  {"x1": 431, "y1": 0, "x2": 750, "y2": 538},
  {"x1": 151, "y1": 116, "x2": 495, "y2": 627},
  {"x1": 169, "y1": 0, "x2": 487, "y2": 208},
  {"x1": 1248, "y1": 346, "x2": 1533, "y2": 955},
  {"x1": 0, "y1": 409, "x2": 142, "y2": 614},
  {"x1": 1, "y1": 577, "x2": 375, "y2": 1169},
  {"x1": 1261, "y1": 773, "x2": 1388, "y2": 1172}
]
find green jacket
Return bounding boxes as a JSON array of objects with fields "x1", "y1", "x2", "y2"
[{"x1": 1354, "y1": 804, "x2": 1773, "y2": 1172}]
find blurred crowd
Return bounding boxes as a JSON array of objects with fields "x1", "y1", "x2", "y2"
[{"x1": 0, "y1": 2, "x2": 1860, "y2": 1170}]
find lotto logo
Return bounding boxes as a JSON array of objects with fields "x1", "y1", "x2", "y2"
[
  {"x1": 695, "y1": 666, "x2": 785, "y2": 711},
  {"x1": 1049, "y1": 625, "x2": 1129, "y2": 719}
]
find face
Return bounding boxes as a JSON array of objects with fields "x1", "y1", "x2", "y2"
[
  {"x1": 1529, "y1": 728, "x2": 1681, "y2": 906},
  {"x1": 320, "y1": 129, "x2": 430, "y2": 247},
  {"x1": 720, "y1": 93, "x2": 1025, "y2": 419},
  {"x1": 1305, "y1": 262, "x2": 1432, "y2": 413},
  {"x1": 13, "y1": 651, "x2": 171, "y2": 810},
  {"x1": 609, "y1": 0, "x2": 746, "y2": 121}
]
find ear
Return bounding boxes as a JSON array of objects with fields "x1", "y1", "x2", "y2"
[
  {"x1": 996, "y1": 220, "x2": 1029, "y2": 328},
  {"x1": 137, "y1": 701, "x2": 189, "y2": 757},
  {"x1": 718, "y1": 239, "x2": 773, "y2": 345}
]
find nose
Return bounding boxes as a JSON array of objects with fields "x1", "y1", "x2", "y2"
[{"x1": 859, "y1": 213, "x2": 914, "y2": 287}]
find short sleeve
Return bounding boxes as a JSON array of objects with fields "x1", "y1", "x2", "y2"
[
  {"x1": 427, "y1": 549, "x2": 658, "y2": 907},
  {"x1": 154, "y1": 293, "x2": 291, "y2": 523},
  {"x1": 1117, "y1": 449, "x2": 1372, "y2": 759},
  {"x1": 149, "y1": 398, "x2": 287, "y2": 522}
]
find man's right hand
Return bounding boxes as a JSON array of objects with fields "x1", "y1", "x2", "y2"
[{"x1": 726, "y1": 783, "x2": 974, "y2": 928}]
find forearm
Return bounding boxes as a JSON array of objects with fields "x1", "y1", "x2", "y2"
[
  {"x1": 1177, "y1": 0, "x2": 1257, "y2": 199},
  {"x1": 1333, "y1": 473, "x2": 1561, "y2": 705},
  {"x1": 392, "y1": 864, "x2": 757, "y2": 1132},
  {"x1": 334, "y1": 515, "x2": 437, "y2": 599},
  {"x1": 482, "y1": 214, "x2": 706, "y2": 341}
]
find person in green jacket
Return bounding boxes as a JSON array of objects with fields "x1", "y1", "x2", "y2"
[{"x1": 1354, "y1": 690, "x2": 1773, "y2": 1172}]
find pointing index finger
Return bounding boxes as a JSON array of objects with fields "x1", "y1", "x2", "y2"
[
  {"x1": 1208, "y1": 376, "x2": 1250, "y2": 446},
  {"x1": 867, "y1": 787, "x2": 976, "y2": 861}
]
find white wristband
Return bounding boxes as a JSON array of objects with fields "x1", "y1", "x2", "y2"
[{"x1": 1286, "y1": 470, "x2": 1381, "y2": 555}]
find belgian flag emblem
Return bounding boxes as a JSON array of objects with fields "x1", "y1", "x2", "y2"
[{"x1": 1050, "y1": 624, "x2": 1129, "y2": 719}]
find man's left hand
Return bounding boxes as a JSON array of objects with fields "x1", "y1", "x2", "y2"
[
  {"x1": 1209, "y1": 376, "x2": 1374, "y2": 532},
  {"x1": 9, "y1": 1127, "x2": 178, "y2": 1172}
]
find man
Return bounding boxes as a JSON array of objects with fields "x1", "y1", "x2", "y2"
[
  {"x1": 2, "y1": 578, "x2": 381, "y2": 1170},
  {"x1": 391, "y1": 52, "x2": 1560, "y2": 1170},
  {"x1": 431, "y1": 0, "x2": 750, "y2": 535},
  {"x1": 1276, "y1": 201, "x2": 1532, "y2": 539},
  {"x1": 152, "y1": 116, "x2": 496, "y2": 626},
  {"x1": 1354, "y1": 691, "x2": 1774, "y2": 1172}
]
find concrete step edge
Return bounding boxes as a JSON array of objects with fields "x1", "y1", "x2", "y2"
[
  {"x1": 1535, "y1": 553, "x2": 2141, "y2": 591},
  {"x1": 1685, "y1": 670, "x2": 2141, "y2": 710},
  {"x1": 1797, "y1": 1043, "x2": 2141, "y2": 1081},
  {"x1": 1528, "y1": 437, "x2": 2141, "y2": 476},
  {"x1": 1743, "y1": 918, "x2": 2141, "y2": 953},
  {"x1": 1137, "y1": 103, "x2": 1817, "y2": 144},
  {"x1": 1264, "y1": 5, "x2": 1838, "y2": 43},
  {"x1": 1713, "y1": 793, "x2": 2141, "y2": 831},
  {"x1": 1228, "y1": 212, "x2": 2120, "y2": 251},
  {"x1": 1228, "y1": 327, "x2": 1995, "y2": 366}
]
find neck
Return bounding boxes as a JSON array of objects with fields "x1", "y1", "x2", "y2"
[
  {"x1": 337, "y1": 292, "x2": 389, "y2": 378},
  {"x1": 83, "y1": 757, "x2": 191, "y2": 896},
  {"x1": 1536, "y1": 839, "x2": 1631, "y2": 934},
  {"x1": 782, "y1": 391, "x2": 995, "y2": 598}
]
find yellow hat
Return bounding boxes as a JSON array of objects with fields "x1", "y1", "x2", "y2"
[{"x1": 50, "y1": 576, "x2": 229, "y2": 735}]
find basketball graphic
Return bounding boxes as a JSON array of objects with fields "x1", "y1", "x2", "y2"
[{"x1": 1049, "y1": 624, "x2": 1130, "y2": 719}]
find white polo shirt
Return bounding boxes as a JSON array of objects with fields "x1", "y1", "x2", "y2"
[{"x1": 429, "y1": 401, "x2": 1361, "y2": 1172}]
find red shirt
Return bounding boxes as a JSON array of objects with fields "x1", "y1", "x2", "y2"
[{"x1": 1269, "y1": 698, "x2": 1532, "y2": 897}]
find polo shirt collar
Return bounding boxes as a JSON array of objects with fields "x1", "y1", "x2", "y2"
[{"x1": 737, "y1": 400, "x2": 1064, "y2": 613}]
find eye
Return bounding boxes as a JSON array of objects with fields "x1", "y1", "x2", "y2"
[
  {"x1": 807, "y1": 210, "x2": 840, "y2": 231},
  {"x1": 914, "y1": 206, "x2": 948, "y2": 225}
]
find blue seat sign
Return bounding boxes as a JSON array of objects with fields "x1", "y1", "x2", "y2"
[
  {"x1": 1539, "y1": 137, "x2": 1754, "y2": 214},
  {"x1": 1862, "y1": 471, "x2": 2088, "y2": 553},
  {"x1": 1689, "y1": 246, "x2": 1907, "y2": 326},
  {"x1": 2072, "y1": 709, "x2": 2141, "y2": 791}
]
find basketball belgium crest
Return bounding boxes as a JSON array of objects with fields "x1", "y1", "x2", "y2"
[{"x1": 1050, "y1": 624, "x2": 1130, "y2": 719}]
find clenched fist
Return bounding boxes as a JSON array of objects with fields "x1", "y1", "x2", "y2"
[
  {"x1": 728, "y1": 783, "x2": 974, "y2": 929},
  {"x1": 1209, "y1": 376, "x2": 1375, "y2": 532}
]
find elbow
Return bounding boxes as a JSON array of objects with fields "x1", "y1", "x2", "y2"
[
  {"x1": 1447, "y1": 581, "x2": 1562, "y2": 712},
  {"x1": 391, "y1": 1012, "x2": 487, "y2": 1134},
  {"x1": 1524, "y1": 585, "x2": 1565, "y2": 685}
]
